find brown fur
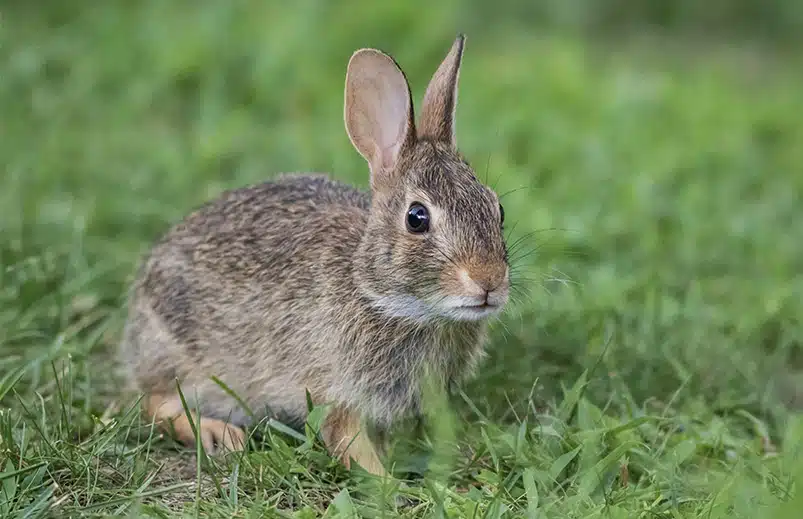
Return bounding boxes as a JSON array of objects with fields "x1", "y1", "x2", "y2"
[
  {"x1": 320, "y1": 404, "x2": 387, "y2": 476},
  {"x1": 119, "y1": 35, "x2": 509, "y2": 475}
]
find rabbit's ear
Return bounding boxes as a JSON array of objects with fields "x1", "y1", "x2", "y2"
[
  {"x1": 345, "y1": 48, "x2": 416, "y2": 188},
  {"x1": 418, "y1": 35, "x2": 465, "y2": 148}
]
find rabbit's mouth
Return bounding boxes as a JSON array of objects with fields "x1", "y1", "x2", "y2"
[
  {"x1": 434, "y1": 287, "x2": 509, "y2": 321},
  {"x1": 448, "y1": 301, "x2": 503, "y2": 321},
  {"x1": 459, "y1": 302, "x2": 497, "y2": 311}
]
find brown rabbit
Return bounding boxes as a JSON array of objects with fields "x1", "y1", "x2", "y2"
[{"x1": 119, "y1": 35, "x2": 509, "y2": 476}]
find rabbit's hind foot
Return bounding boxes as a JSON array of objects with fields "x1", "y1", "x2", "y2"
[{"x1": 143, "y1": 393, "x2": 246, "y2": 455}]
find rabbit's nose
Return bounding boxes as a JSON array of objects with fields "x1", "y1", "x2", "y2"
[
  {"x1": 473, "y1": 276, "x2": 501, "y2": 294},
  {"x1": 460, "y1": 263, "x2": 508, "y2": 295}
]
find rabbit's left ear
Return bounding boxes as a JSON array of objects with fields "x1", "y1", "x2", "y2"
[
  {"x1": 417, "y1": 35, "x2": 465, "y2": 148},
  {"x1": 344, "y1": 47, "x2": 417, "y2": 189}
]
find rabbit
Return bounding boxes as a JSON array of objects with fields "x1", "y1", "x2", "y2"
[{"x1": 119, "y1": 34, "x2": 509, "y2": 477}]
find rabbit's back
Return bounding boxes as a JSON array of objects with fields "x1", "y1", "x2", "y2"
[
  {"x1": 121, "y1": 174, "x2": 370, "y2": 425},
  {"x1": 162, "y1": 174, "x2": 370, "y2": 260}
]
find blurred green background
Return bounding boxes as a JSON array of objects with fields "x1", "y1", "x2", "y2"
[
  {"x1": 1, "y1": 1, "x2": 803, "y2": 516},
  {"x1": 4, "y1": 0, "x2": 801, "y2": 409}
]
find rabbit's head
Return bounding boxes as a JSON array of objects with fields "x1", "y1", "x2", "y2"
[{"x1": 346, "y1": 36, "x2": 509, "y2": 323}]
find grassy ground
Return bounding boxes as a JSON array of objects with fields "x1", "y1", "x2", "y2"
[{"x1": 2, "y1": 2, "x2": 803, "y2": 517}]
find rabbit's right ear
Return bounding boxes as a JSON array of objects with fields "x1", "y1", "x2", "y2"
[{"x1": 345, "y1": 49, "x2": 416, "y2": 189}]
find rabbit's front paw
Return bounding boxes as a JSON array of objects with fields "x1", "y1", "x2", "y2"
[
  {"x1": 321, "y1": 405, "x2": 387, "y2": 477},
  {"x1": 145, "y1": 393, "x2": 246, "y2": 455},
  {"x1": 196, "y1": 417, "x2": 246, "y2": 454},
  {"x1": 168, "y1": 413, "x2": 246, "y2": 455}
]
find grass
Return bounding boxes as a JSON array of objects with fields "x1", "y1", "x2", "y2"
[{"x1": 2, "y1": 1, "x2": 803, "y2": 517}]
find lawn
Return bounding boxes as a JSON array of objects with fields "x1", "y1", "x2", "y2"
[{"x1": 1, "y1": 2, "x2": 803, "y2": 518}]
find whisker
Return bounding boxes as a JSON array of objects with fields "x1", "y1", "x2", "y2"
[
  {"x1": 504, "y1": 219, "x2": 522, "y2": 240},
  {"x1": 507, "y1": 237, "x2": 541, "y2": 257},
  {"x1": 509, "y1": 265, "x2": 574, "y2": 282},
  {"x1": 508, "y1": 247, "x2": 543, "y2": 264},
  {"x1": 483, "y1": 149, "x2": 492, "y2": 185},
  {"x1": 507, "y1": 290, "x2": 534, "y2": 307},
  {"x1": 505, "y1": 227, "x2": 572, "y2": 254},
  {"x1": 509, "y1": 278, "x2": 544, "y2": 287},
  {"x1": 508, "y1": 275, "x2": 542, "y2": 288},
  {"x1": 509, "y1": 280, "x2": 535, "y2": 290},
  {"x1": 548, "y1": 266, "x2": 577, "y2": 283},
  {"x1": 498, "y1": 185, "x2": 529, "y2": 200},
  {"x1": 510, "y1": 279, "x2": 538, "y2": 292},
  {"x1": 541, "y1": 275, "x2": 580, "y2": 289},
  {"x1": 431, "y1": 242, "x2": 461, "y2": 270}
]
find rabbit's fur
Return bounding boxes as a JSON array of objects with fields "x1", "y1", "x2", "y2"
[{"x1": 120, "y1": 35, "x2": 509, "y2": 476}]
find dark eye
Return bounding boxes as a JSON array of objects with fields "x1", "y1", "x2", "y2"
[
  {"x1": 406, "y1": 203, "x2": 430, "y2": 233},
  {"x1": 499, "y1": 204, "x2": 505, "y2": 226}
]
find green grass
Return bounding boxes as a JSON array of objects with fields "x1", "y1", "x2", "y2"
[{"x1": 2, "y1": 1, "x2": 803, "y2": 517}]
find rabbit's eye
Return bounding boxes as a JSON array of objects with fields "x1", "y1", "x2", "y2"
[
  {"x1": 499, "y1": 203, "x2": 505, "y2": 226},
  {"x1": 406, "y1": 203, "x2": 430, "y2": 233}
]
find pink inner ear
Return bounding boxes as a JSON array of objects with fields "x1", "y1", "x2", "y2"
[
  {"x1": 373, "y1": 75, "x2": 411, "y2": 170},
  {"x1": 345, "y1": 49, "x2": 414, "y2": 177},
  {"x1": 379, "y1": 143, "x2": 396, "y2": 171}
]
